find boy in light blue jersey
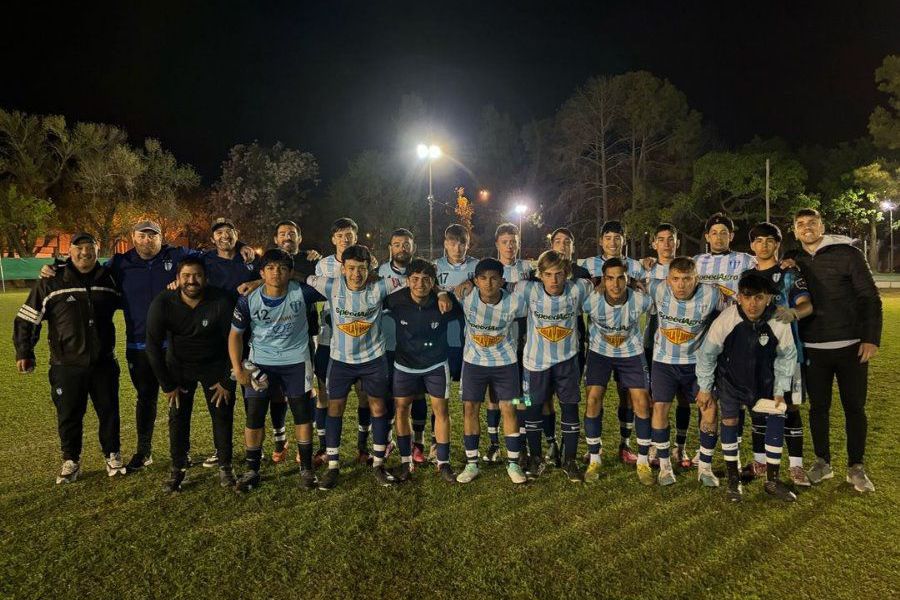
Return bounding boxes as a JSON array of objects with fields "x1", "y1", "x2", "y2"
[
  {"x1": 229, "y1": 249, "x2": 323, "y2": 492},
  {"x1": 648, "y1": 256, "x2": 723, "y2": 488},
  {"x1": 694, "y1": 213, "x2": 756, "y2": 300},
  {"x1": 582, "y1": 258, "x2": 653, "y2": 484}
]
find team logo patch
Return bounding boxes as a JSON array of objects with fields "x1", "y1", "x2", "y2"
[
  {"x1": 246, "y1": 263, "x2": 254, "y2": 271},
  {"x1": 772, "y1": 272, "x2": 782, "y2": 283},
  {"x1": 716, "y1": 285, "x2": 734, "y2": 297},
  {"x1": 202, "y1": 319, "x2": 209, "y2": 327},
  {"x1": 56, "y1": 387, "x2": 63, "y2": 396},
  {"x1": 759, "y1": 333, "x2": 769, "y2": 346},
  {"x1": 290, "y1": 301, "x2": 302, "y2": 313},
  {"x1": 163, "y1": 260, "x2": 173, "y2": 271},
  {"x1": 337, "y1": 320, "x2": 373, "y2": 337},
  {"x1": 431, "y1": 322, "x2": 440, "y2": 329},
  {"x1": 536, "y1": 325, "x2": 572, "y2": 343},
  {"x1": 472, "y1": 333, "x2": 504, "y2": 347},
  {"x1": 603, "y1": 334, "x2": 627, "y2": 347},
  {"x1": 661, "y1": 327, "x2": 695, "y2": 344}
]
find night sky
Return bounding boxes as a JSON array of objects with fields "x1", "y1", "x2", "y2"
[{"x1": 3, "y1": 1, "x2": 899, "y2": 183}]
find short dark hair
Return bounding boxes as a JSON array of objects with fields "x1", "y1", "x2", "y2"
[
  {"x1": 749, "y1": 222, "x2": 783, "y2": 244},
  {"x1": 176, "y1": 256, "x2": 206, "y2": 276},
  {"x1": 341, "y1": 244, "x2": 371, "y2": 265},
  {"x1": 550, "y1": 227, "x2": 574, "y2": 243},
  {"x1": 738, "y1": 270, "x2": 777, "y2": 296},
  {"x1": 444, "y1": 224, "x2": 469, "y2": 244},
  {"x1": 331, "y1": 218, "x2": 359, "y2": 235},
  {"x1": 260, "y1": 248, "x2": 294, "y2": 270},
  {"x1": 601, "y1": 220, "x2": 625, "y2": 237},
  {"x1": 495, "y1": 222, "x2": 519, "y2": 240},
  {"x1": 474, "y1": 257, "x2": 504, "y2": 278},
  {"x1": 601, "y1": 257, "x2": 626, "y2": 275},
  {"x1": 654, "y1": 223, "x2": 678, "y2": 237},
  {"x1": 794, "y1": 208, "x2": 822, "y2": 220},
  {"x1": 705, "y1": 212, "x2": 734, "y2": 233},
  {"x1": 274, "y1": 220, "x2": 300, "y2": 235},
  {"x1": 390, "y1": 228, "x2": 415, "y2": 241},
  {"x1": 669, "y1": 256, "x2": 696, "y2": 274},
  {"x1": 407, "y1": 257, "x2": 437, "y2": 280}
]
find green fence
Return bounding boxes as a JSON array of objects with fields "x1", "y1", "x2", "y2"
[{"x1": 0, "y1": 257, "x2": 112, "y2": 286}]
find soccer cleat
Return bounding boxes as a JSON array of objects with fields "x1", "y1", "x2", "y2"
[
  {"x1": 675, "y1": 447, "x2": 693, "y2": 470},
  {"x1": 163, "y1": 469, "x2": 186, "y2": 493},
  {"x1": 806, "y1": 458, "x2": 834, "y2": 484},
  {"x1": 545, "y1": 441, "x2": 562, "y2": 468},
  {"x1": 202, "y1": 450, "x2": 219, "y2": 468},
  {"x1": 56, "y1": 460, "x2": 81, "y2": 484},
  {"x1": 789, "y1": 465, "x2": 811, "y2": 487},
  {"x1": 356, "y1": 450, "x2": 373, "y2": 466},
  {"x1": 298, "y1": 469, "x2": 318, "y2": 490},
  {"x1": 438, "y1": 463, "x2": 456, "y2": 483},
  {"x1": 483, "y1": 444, "x2": 502, "y2": 464},
  {"x1": 741, "y1": 461, "x2": 766, "y2": 483},
  {"x1": 234, "y1": 470, "x2": 260, "y2": 492},
  {"x1": 618, "y1": 445, "x2": 638, "y2": 466},
  {"x1": 648, "y1": 445, "x2": 659, "y2": 468},
  {"x1": 727, "y1": 476, "x2": 743, "y2": 503},
  {"x1": 373, "y1": 465, "x2": 396, "y2": 486},
  {"x1": 657, "y1": 467, "x2": 676, "y2": 486},
  {"x1": 506, "y1": 462, "x2": 527, "y2": 484},
  {"x1": 218, "y1": 466, "x2": 236, "y2": 488},
  {"x1": 764, "y1": 480, "x2": 798, "y2": 502},
  {"x1": 698, "y1": 467, "x2": 720, "y2": 488},
  {"x1": 105, "y1": 452, "x2": 126, "y2": 476},
  {"x1": 691, "y1": 449, "x2": 701, "y2": 467},
  {"x1": 561, "y1": 460, "x2": 582, "y2": 483},
  {"x1": 636, "y1": 463, "x2": 654, "y2": 486},
  {"x1": 427, "y1": 444, "x2": 438, "y2": 464},
  {"x1": 385, "y1": 441, "x2": 396, "y2": 460},
  {"x1": 411, "y1": 444, "x2": 425, "y2": 465},
  {"x1": 313, "y1": 449, "x2": 327, "y2": 469},
  {"x1": 125, "y1": 453, "x2": 152, "y2": 473},
  {"x1": 392, "y1": 462, "x2": 413, "y2": 483},
  {"x1": 271, "y1": 446, "x2": 288, "y2": 464},
  {"x1": 318, "y1": 468, "x2": 339, "y2": 490},
  {"x1": 584, "y1": 461, "x2": 602, "y2": 483},
  {"x1": 526, "y1": 456, "x2": 546, "y2": 480},
  {"x1": 846, "y1": 464, "x2": 875, "y2": 493},
  {"x1": 456, "y1": 463, "x2": 480, "y2": 484}
]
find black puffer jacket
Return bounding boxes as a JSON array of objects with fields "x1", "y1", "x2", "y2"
[{"x1": 793, "y1": 235, "x2": 882, "y2": 346}]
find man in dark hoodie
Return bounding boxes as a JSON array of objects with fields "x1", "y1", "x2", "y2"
[{"x1": 792, "y1": 208, "x2": 882, "y2": 492}]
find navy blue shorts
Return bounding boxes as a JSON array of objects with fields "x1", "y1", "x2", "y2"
[
  {"x1": 526, "y1": 355, "x2": 582, "y2": 405},
  {"x1": 326, "y1": 356, "x2": 389, "y2": 399},
  {"x1": 584, "y1": 351, "x2": 650, "y2": 390},
  {"x1": 718, "y1": 394, "x2": 754, "y2": 420},
  {"x1": 244, "y1": 362, "x2": 308, "y2": 399},
  {"x1": 394, "y1": 363, "x2": 450, "y2": 399},
  {"x1": 385, "y1": 351, "x2": 396, "y2": 397},
  {"x1": 460, "y1": 362, "x2": 520, "y2": 403},
  {"x1": 447, "y1": 346, "x2": 463, "y2": 381},
  {"x1": 650, "y1": 361, "x2": 698, "y2": 404},
  {"x1": 314, "y1": 344, "x2": 330, "y2": 381}
]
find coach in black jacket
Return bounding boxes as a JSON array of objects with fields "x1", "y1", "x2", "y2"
[
  {"x1": 792, "y1": 209, "x2": 882, "y2": 492},
  {"x1": 13, "y1": 233, "x2": 123, "y2": 483}
]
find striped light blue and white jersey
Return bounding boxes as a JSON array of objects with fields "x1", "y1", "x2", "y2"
[
  {"x1": 502, "y1": 259, "x2": 533, "y2": 283},
  {"x1": 579, "y1": 255, "x2": 647, "y2": 282},
  {"x1": 649, "y1": 279, "x2": 722, "y2": 365},
  {"x1": 307, "y1": 274, "x2": 406, "y2": 364},
  {"x1": 462, "y1": 288, "x2": 528, "y2": 367},
  {"x1": 313, "y1": 255, "x2": 342, "y2": 346},
  {"x1": 377, "y1": 261, "x2": 407, "y2": 352},
  {"x1": 435, "y1": 255, "x2": 479, "y2": 348},
  {"x1": 646, "y1": 261, "x2": 669, "y2": 283},
  {"x1": 517, "y1": 279, "x2": 593, "y2": 371},
  {"x1": 582, "y1": 288, "x2": 651, "y2": 358},
  {"x1": 693, "y1": 251, "x2": 756, "y2": 300},
  {"x1": 231, "y1": 281, "x2": 322, "y2": 366}
]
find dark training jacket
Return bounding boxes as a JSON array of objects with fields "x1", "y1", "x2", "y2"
[{"x1": 383, "y1": 288, "x2": 463, "y2": 371}]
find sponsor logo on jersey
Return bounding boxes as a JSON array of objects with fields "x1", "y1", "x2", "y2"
[
  {"x1": 337, "y1": 320, "x2": 373, "y2": 337},
  {"x1": 536, "y1": 325, "x2": 572, "y2": 342},
  {"x1": 717, "y1": 284, "x2": 735, "y2": 297},
  {"x1": 603, "y1": 333, "x2": 627, "y2": 347},
  {"x1": 661, "y1": 327, "x2": 695, "y2": 344},
  {"x1": 472, "y1": 333, "x2": 504, "y2": 347}
]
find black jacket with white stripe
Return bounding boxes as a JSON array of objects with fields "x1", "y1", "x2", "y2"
[{"x1": 13, "y1": 263, "x2": 121, "y2": 367}]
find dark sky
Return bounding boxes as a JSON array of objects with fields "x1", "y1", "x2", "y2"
[{"x1": 3, "y1": 0, "x2": 899, "y2": 184}]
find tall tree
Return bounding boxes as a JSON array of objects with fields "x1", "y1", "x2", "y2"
[
  {"x1": 0, "y1": 184, "x2": 55, "y2": 257},
  {"x1": 869, "y1": 55, "x2": 900, "y2": 150}
]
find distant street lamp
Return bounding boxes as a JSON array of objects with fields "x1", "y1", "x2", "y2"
[
  {"x1": 882, "y1": 200, "x2": 896, "y2": 273},
  {"x1": 417, "y1": 143, "x2": 442, "y2": 258},
  {"x1": 479, "y1": 189, "x2": 490, "y2": 201}
]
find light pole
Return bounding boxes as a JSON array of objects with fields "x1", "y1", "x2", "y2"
[
  {"x1": 882, "y1": 200, "x2": 896, "y2": 273},
  {"x1": 417, "y1": 143, "x2": 442, "y2": 258},
  {"x1": 514, "y1": 203, "x2": 528, "y2": 258}
]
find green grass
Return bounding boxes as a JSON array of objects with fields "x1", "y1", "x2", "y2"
[{"x1": 1, "y1": 290, "x2": 898, "y2": 600}]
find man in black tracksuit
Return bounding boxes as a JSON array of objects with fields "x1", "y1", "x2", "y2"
[
  {"x1": 13, "y1": 233, "x2": 124, "y2": 484},
  {"x1": 792, "y1": 209, "x2": 882, "y2": 492},
  {"x1": 145, "y1": 257, "x2": 237, "y2": 492}
]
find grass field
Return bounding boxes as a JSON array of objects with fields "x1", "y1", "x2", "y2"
[{"x1": 1, "y1": 290, "x2": 898, "y2": 600}]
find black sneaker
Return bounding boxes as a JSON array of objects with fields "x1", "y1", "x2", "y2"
[
  {"x1": 561, "y1": 459, "x2": 582, "y2": 483},
  {"x1": 438, "y1": 463, "x2": 456, "y2": 483},
  {"x1": 526, "y1": 456, "x2": 546, "y2": 480},
  {"x1": 545, "y1": 441, "x2": 562, "y2": 468},
  {"x1": 764, "y1": 479, "x2": 798, "y2": 502},
  {"x1": 392, "y1": 462, "x2": 413, "y2": 483},
  {"x1": 318, "y1": 468, "x2": 339, "y2": 490},
  {"x1": 234, "y1": 470, "x2": 260, "y2": 492},
  {"x1": 727, "y1": 476, "x2": 743, "y2": 503},
  {"x1": 218, "y1": 466, "x2": 236, "y2": 488},
  {"x1": 125, "y1": 452, "x2": 151, "y2": 473},
  {"x1": 163, "y1": 469, "x2": 186, "y2": 493},
  {"x1": 298, "y1": 469, "x2": 318, "y2": 490},
  {"x1": 373, "y1": 465, "x2": 396, "y2": 486}
]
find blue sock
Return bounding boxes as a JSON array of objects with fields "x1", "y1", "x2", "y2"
[
  {"x1": 525, "y1": 403, "x2": 543, "y2": 457},
  {"x1": 371, "y1": 415, "x2": 388, "y2": 465},
  {"x1": 411, "y1": 397, "x2": 427, "y2": 446},
  {"x1": 543, "y1": 409, "x2": 557, "y2": 444},
  {"x1": 314, "y1": 405, "x2": 327, "y2": 449},
  {"x1": 325, "y1": 414, "x2": 343, "y2": 468},
  {"x1": 463, "y1": 434, "x2": 479, "y2": 463},
  {"x1": 765, "y1": 413, "x2": 785, "y2": 476},
  {"x1": 721, "y1": 422, "x2": 739, "y2": 464},
  {"x1": 737, "y1": 407, "x2": 746, "y2": 444},
  {"x1": 486, "y1": 407, "x2": 501, "y2": 446},
  {"x1": 635, "y1": 416, "x2": 651, "y2": 457},
  {"x1": 699, "y1": 428, "x2": 717, "y2": 467},
  {"x1": 617, "y1": 401, "x2": 634, "y2": 446},
  {"x1": 675, "y1": 404, "x2": 690, "y2": 449},
  {"x1": 504, "y1": 434, "x2": 521, "y2": 464},
  {"x1": 436, "y1": 442, "x2": 450, "y2": 465},
  {"x1": 397, "y1": 434, "x2": 412, "y2": 462},
  {"x1": 560, "y1": 404, "x2": 579, "y2": 462},
  {"x1": 357, "y1": 406, "x2": 371, "y2": 451},
  {"x1": 246, "y1": 446, "x2": 262, "y2": 472},
  {"x1": 584, "y1": 413, "x2": 602, "y2": 457}
]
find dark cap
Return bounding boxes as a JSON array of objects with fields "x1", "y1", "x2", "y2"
[
  {"x1": 211, "y1": 217, "x2": 236, "y2": 233},
  {"x1": 259, "y1": 248, "x2": 294, "y2": 270},
  {"x1": 133, "y1": 220, "x2": 161, "y2": 234},
  {"x1": 474, "y1": 257, "x2": 504, "y2": 278},
  {"x1": 71, "y1": 232, "x2": 97, "y2": 246},
  {"x1": 738, "y1": 270, "x2": 778, "y2": 295}
]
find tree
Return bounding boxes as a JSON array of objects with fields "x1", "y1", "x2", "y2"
[
  {"x1": 0, "y1": 184, "x2": 55, "y2": 256},
  {"x1": 211, "y1": 142, "x2": 319, "y2": 246},
  {"x1": 869, "y1": 55, "x2": 900, "y2": 150}
]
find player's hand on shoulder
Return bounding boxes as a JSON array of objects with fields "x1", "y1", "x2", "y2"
[
  {"x1": 240, "y1": 245, "x2": 256, "y2": 263},
  {"x1": 437, "y1": 292, "x2": 452, "y2": 314},
  {"x1": 305, "y1": 249, "x2": 322, "y2": 262},
  {"x1": 454, "y1": 280, "x2": 474, "y2": 298},
  {"x1": 641, "y1": 257, "x2": 657, "y2": 271},
  {"x1": 238, "y1": 279, "x2": 263, "y2": 296}
]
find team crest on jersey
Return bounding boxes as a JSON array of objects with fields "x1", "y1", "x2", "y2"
[
  {"x1": 661, "y1": 327, "x2": 695, "y2": 344},
  {"x1": 536, "y1": 325, "x2": 572, "y2": 343},
  {"x1": 603, "y1": 333, "x2": 627, "y2": 347},
  {"x1": 163, "y1": 259, "x2": 173, "y2": 271},
  {"x1": 338, "y1": 320, "x2": 373, "y2": 337},
  {"x1": 472, "y1": 333, "x2": 504, "y2": 347},
  {"x1": 759, "y1": 333, "x2": 769, "y2": 346},
  {"x1": 245, "y1": 263, "x2": 254, "y2": 271},
  {"x1": 772, "y1": 272, "x2": 782, "y2": 283},
  {"x1": 431, "y1": 322, "x2": 440, "y2": 329},
  {"x1": 202, "y1": 319, "x2": 209, "y2": 327},
  {"x1": 290, "y1": 300, "x2": 302, "y2": 313},
  {"x1": 56, "y1": 387, "x2": 63, "y2": 396}
]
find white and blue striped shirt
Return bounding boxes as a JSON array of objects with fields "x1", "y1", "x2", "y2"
[
  {"x1": 435, "y1": 255, "x2": 478, "y2": 348},
  {"x1": 517, "y1": 279, "x2": 592, "y2": 371},
  {"x1": 579, "y1": 255, "x2": 647, "y2": 282},
  {"x1": 582, "y1": 288, "x2": 651, "y2": 358},
  {"x1": 377, "y1": 262, "x2": 407, "y2": 353},
  {"x1": 307, "y1": 274, "x2": 405, "y2": 364},
  {"x1": 693, "y1": 251, "x2": 756, "y2": 300},
  {"x1": 313, "y1": 254, "x2": 342, "y2": 346},
  {"x1": 502, "y1": 259, "x2": 533, "y2": 283},
  {"x1": 649, "y1": 280, "x2": 721, "y2": 365},
  {"x1": 462, "y1": 289, "x2": 528, "y2": 367}
]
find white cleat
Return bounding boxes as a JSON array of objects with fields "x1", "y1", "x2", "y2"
[{"x1": 106, "y1": 452, "x2": 126, "y2": 476}]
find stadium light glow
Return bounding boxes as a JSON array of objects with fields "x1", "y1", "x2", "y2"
[
  {"x1": 514, "y1": 203, "x2": 528, "y2": 215},
  {"x1": 881, "y1": 200, "x2": 896, "y2": 211}
]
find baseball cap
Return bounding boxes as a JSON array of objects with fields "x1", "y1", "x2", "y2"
[
  {"x1": 211, "y1": 217, "x2": 236, "y2": 233},
  {"x1": 133, "y1": 220, "x2": 161, "y2": 234},
  {"x1": 70, "y1": 232, "x2": 97, "y2": 246}
]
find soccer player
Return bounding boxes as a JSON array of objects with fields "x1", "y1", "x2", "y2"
[
  {"x1": 648, "y1": 257, "x2": 722, "y2": 487},
  {"x1": 696, "y1": 270, "x2": 799, "y2": 502},
  {"x1": 145, "y1": 257, "x2": 237, "y2": 492},
  {"x1": 744, "y1": 222, "x2": 813, "y2": 487},
  {"x1": 581, "y1": 258, "x2": 653, "y2": 484},
  {"x1": 383, "y1": 258, "x2": 462, "y2": 482},
  {"x1": 456, "y1": 258, "x2": 529, "y2": 484},
  {"x1": 229, "y1": 249, "x2": 322, "y2": 491},
  {"x1": 14, "y1": 232, "x2": 124, "y2": 483},
  {"x1": 694, "y1": 213, "x2": 756, "y2": 300}
]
